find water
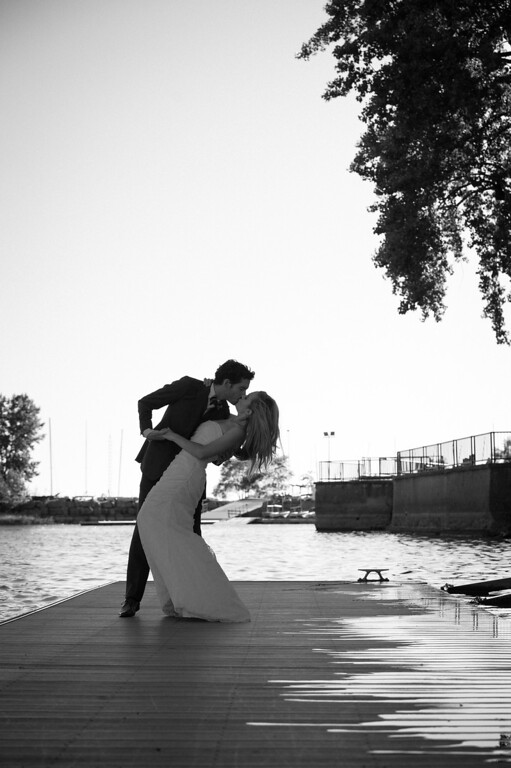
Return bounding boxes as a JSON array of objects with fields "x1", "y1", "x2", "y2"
[{"x1": 1, "y1": 521, "x2": 510, "y2": 622}]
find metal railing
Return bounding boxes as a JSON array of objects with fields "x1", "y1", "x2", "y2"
[
  {"x1": 317, "y1": 457, "x2": 398, "y2": 482},
  {"x1": 397, "y1": 431, "x2": 511, "y2": 474}
]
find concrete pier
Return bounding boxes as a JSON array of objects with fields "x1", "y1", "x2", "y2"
[
  {"x1": 315, "y1": 479, "x2": 393, "y2": 531},
  {"x1": 315, "y1": 464, "x2": 511, "y2": 534},
  {"x1": 391, "y1": 463, "x2": 511, "y2": 534}
]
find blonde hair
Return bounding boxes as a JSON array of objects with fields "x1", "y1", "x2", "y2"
[{"x1": 242, "y1": 391, "x2": 280, "y2": 471}]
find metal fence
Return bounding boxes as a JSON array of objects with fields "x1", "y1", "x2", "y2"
[
  {"x1": 317, "y1": 457, "x2": 398, "y2": 482},
  {"x1": 397, "y1": 431, "x2": 511, "y2": 474},
  {"x1": 317, "y1": 432, "x2": 511, "y2": 481}
]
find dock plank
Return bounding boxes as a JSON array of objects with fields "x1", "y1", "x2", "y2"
[{"x1": 1, "y1": 581, "x2": 511, "y2": 766}]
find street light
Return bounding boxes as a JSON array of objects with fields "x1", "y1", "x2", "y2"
[{"x1": 323, "y1": 431, "x2": 335, "y2": 480}]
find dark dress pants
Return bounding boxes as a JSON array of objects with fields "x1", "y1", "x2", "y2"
[{"x1": 124, "y1": 472, "x2": 205, "y2": 603}]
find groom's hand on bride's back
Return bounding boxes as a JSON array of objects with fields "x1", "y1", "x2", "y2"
[
  {"x1": 214, "y1": 446, "x2": 250, "y2": 465},
  {"x1": 213, "y1": 451, "x2": 233, "y2": 465}
]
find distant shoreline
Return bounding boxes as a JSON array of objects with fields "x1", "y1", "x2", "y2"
[
  {"x1": 0, "y1": 513, "x2": 315, "y2": 526},
  {"x1": 0, "y1": 514, "x2": 53, "y2": 525}
]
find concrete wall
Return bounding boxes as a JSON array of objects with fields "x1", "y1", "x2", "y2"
[
  {"x1": 391, "y1": 463, "x2": 511, "y2": 534},
  {"x1": 314, "y1": 464, "x2": 511, "y2": 534},
  {"x1": 488, "y1": 464, "x2": 511, "y2": 533},
  {"x1": 315, "y1": 480, "x2": 393, "y2": 531}
]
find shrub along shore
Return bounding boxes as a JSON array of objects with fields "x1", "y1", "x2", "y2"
[
  {"x1": 0, "y1": 496, "x2": 138, "y2": 524},
  {"x1": 0, "y1": 495, "x2": 232, "y2": 524}
]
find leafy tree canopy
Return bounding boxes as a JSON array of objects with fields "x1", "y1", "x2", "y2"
[
  {"x1": 0, "y1": 394, "x2": 44, "y2": 501},
  {"x1": 299, "y1": 0, "x2": 511, "y2": 342},
  {"x1": 213, "y1": 455, "x2": 291, "y2": 499}
]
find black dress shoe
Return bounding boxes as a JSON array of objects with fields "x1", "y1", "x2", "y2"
[{"x1": 119, "y1": 599, "x2": 140, "y2": 618}]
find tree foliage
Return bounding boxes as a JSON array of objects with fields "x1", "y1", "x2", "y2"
[
  {"x1": 299, "y1": 0, "x2": 511, "y2": 342},
  {"x1": 0, "y1": 394, "x2": 44, "y2": 501},
  {"x1": 213, "y1": 455, "x2": 292, "y2": 499}
]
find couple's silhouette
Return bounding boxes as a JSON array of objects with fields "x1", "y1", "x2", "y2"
[{"x1": 119, "y1": 360, "x2": 279, "y2": 623}]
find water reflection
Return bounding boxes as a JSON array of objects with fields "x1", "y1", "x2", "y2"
[
  {"x1": 1, "y1": 523, "x2": 511, "y2": 622},
  {"x1": 250, "y1": 584, "x2": 511, "y2": 761}
]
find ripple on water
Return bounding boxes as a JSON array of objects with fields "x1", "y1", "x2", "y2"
[{"x1": 0, "y1": 523, "x2": 510, "y2": 622}]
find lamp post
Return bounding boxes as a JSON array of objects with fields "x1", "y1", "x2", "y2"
[
  {"x1": 48, "y1": 417, "x2": 53, "y2": 496},
  {"x1": 323, "y1": 431, "x2": 335, "y2": 480}
]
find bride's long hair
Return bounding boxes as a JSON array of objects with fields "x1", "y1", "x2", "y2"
[{"x1": 241, "y1": 391, "x2": 280, "y2": 470}]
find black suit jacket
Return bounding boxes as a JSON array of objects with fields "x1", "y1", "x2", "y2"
[{"x1": 135, "y1": 376, "x2": 229, "y2": 482}]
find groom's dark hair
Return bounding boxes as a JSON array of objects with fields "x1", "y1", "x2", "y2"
[{"x1": 214, "y1": 359, "x2": 254, "y2": 385}]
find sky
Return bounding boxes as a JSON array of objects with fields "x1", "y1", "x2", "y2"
[{"x1": 2, "y1": 0, "x2": 511, "y2": 499}]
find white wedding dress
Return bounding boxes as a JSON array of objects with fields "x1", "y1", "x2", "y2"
[{"x1": 138, "y1": 421, "x2": 250, "y2": 623}]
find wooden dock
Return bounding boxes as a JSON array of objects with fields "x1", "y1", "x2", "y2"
[{"x1": 1, "y1": 580, "x2": 511, "y2": 767}]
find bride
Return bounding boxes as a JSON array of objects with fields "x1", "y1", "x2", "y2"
[{"x1": 137, "y1": 391, "x2": 279, "y2": 623}]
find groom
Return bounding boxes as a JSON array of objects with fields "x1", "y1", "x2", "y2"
[{"x1": 119, "y1": 359, "x2": 255, "y2": 617}]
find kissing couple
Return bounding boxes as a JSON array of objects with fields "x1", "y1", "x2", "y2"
[{"x1": 120, "y1": 360, "x2": 279, "y2": 623}]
